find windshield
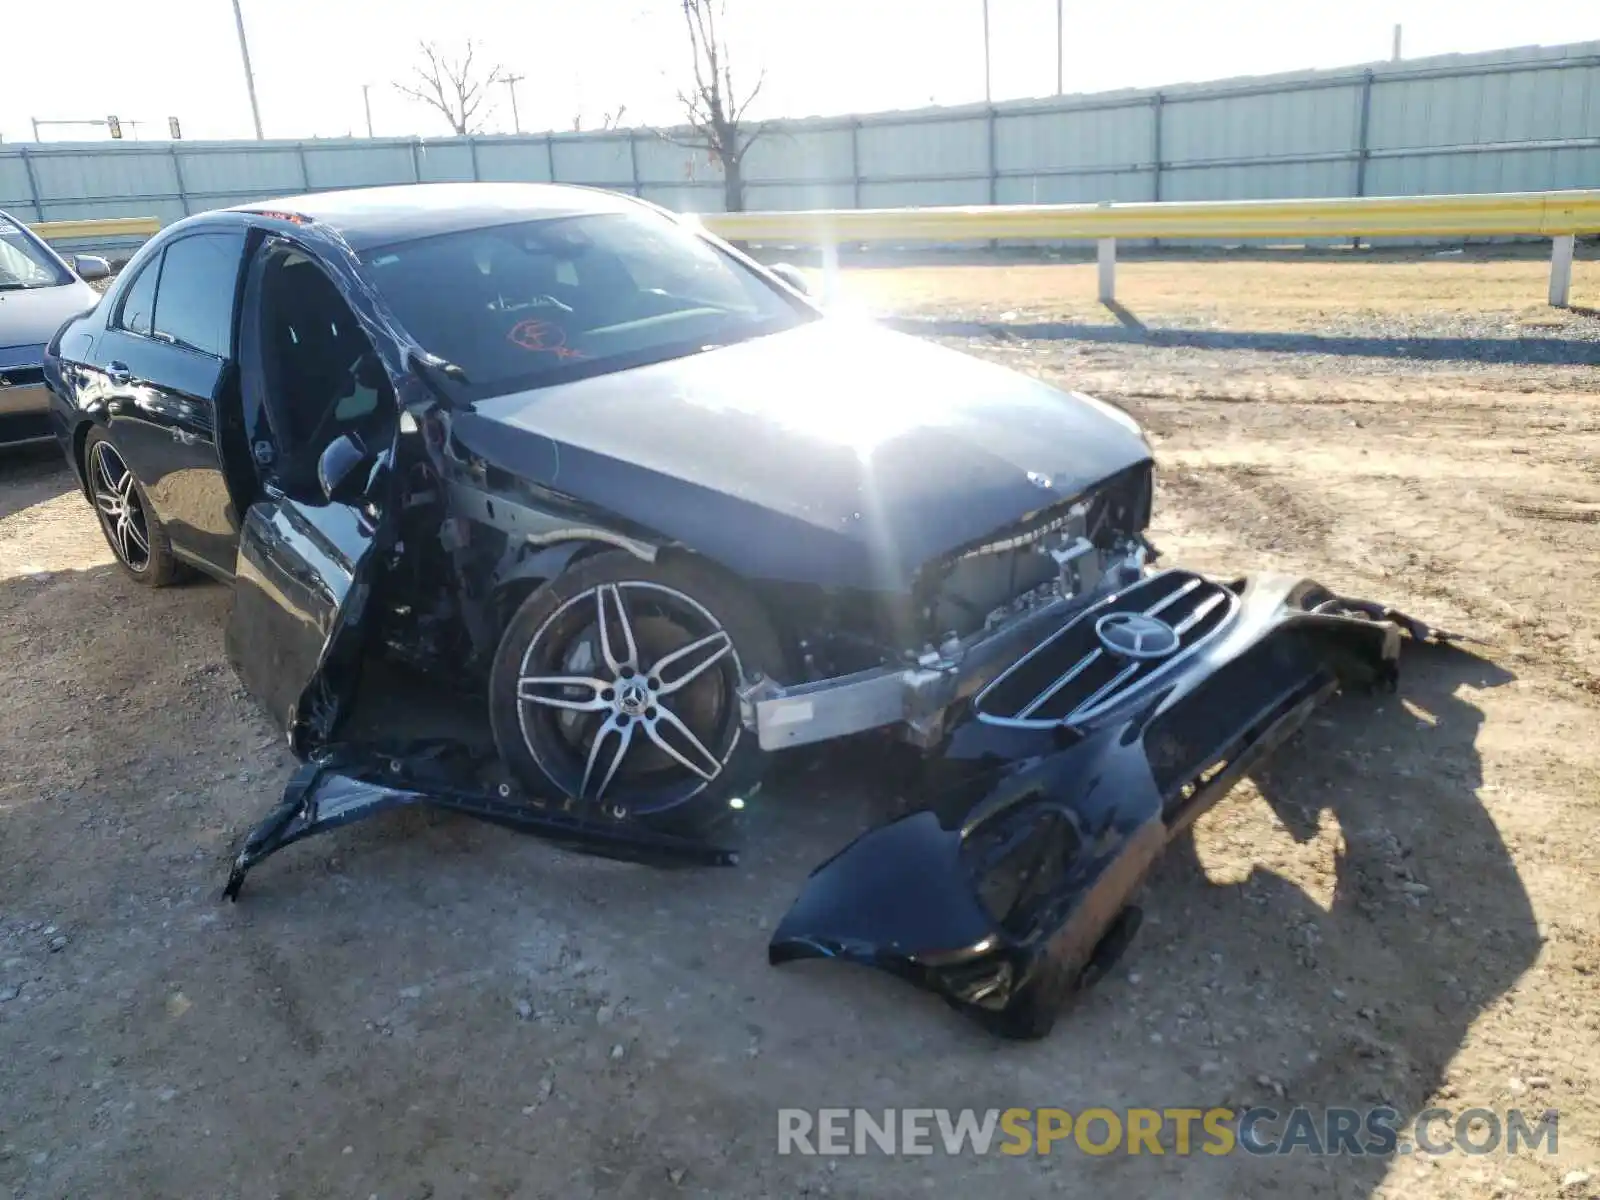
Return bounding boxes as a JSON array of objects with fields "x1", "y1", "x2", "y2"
[
  {"x1": 361, "y1": 208, "x2": 810, "y2": 396},
  {"x1": 0, "y1": 216, "x2": 71, "y2": 290}
]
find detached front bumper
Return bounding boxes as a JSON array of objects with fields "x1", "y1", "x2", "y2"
[{"x1": 768, "y1": 569, "x2": 1457, "y2": 1038}]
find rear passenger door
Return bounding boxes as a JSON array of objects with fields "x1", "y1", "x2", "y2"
[{"x1": 94, "y1": 228, "x2": 248, "y2": 576}]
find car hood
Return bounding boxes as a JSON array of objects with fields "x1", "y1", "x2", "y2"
[
  {"x1": 0, "y1": 280, "x2": 99, "y2": 354},
  {"x1": 457, "y1": 319, "x2": 1152, "y2": 590}
]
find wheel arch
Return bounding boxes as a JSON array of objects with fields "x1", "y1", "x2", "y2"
[
  {"x1": 69, "y1": 417, "x2": 102, "y2": 501},
  {"x1": 488, "y1": 537, "x2": 614, "y2": 637}
]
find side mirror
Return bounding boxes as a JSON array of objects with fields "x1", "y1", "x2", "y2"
[
  {"x1": 317, "y1": 432, "x2": 375, "y2": 505},
  {"x1": 768, "y1": 262, "x2": 811, "y2": 296},
  {"x1": 72, "y1": 255, "x2": 111, "y2": 282}
]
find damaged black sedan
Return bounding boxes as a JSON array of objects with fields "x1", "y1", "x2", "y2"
[{"x1": 43, "y1": 183, "x2": 1452, "y2": 1037}]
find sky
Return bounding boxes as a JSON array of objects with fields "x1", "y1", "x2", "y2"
[{"x1": 1, "y1": 0, "x2": 1596, "y2": 144}]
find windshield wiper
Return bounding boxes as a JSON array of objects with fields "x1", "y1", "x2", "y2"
[{"x1": 0, "y1": 281, "x2": 57, "y2": 291}]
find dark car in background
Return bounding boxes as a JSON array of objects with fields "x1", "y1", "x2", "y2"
[
  {"x1": 41, "y1": 183, "x2": 1447, "y2": 1037},
  {"x1": 0, "y1": 210, "x2": 109, "y2": 447}
]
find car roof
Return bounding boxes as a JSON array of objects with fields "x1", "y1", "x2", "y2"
[{"x1": 228, "y1": 182, "x2": 648, "y2": 252}]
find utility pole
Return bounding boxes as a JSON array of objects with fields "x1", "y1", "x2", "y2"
[
  {"x1": 503, "y1": 74, "x2": 526, "y2": 134},
  {"x1": 361, "y1": 84, "x2": 374, "y2": 137},
  {"x1": 1392, "y1": 23, "x2": 1403, "y2": 61},
  {"x1": 1056, "y1": 0, "x2": 1064, "y2": 94},
  {"x1": 231, "y1": 0, "x2": 265, "y2": 139},
  {"x1": 982, "y1": 0, "x2": 992, "y2": 103}
]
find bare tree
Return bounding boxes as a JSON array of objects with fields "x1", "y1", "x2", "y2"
[
  {"x1": 667, "y1": 0, "x2": 765, "y2": 212},
  {"x1": 394, "y1": 41, "x2": 506, "y2": 136}
]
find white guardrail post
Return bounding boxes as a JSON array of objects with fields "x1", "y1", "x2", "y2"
[
  {"x1": 1549, "y1": 234, "x2": 1576, "y2": 308},
  {"x1": 1097, "y1": 238, "x2": 1116, "y2": 304},
  {"x1": 1096, "y1": 200, "x2": 1116, "y2": 304},
  {"x1": 821, "y1": 235, "x2": 841, "y2": 306}
]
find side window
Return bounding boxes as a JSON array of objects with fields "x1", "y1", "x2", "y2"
[
  {"x1": 116, "y1": 256, "x2": 160, "y2": 336},
  {"x1": 152, "y1": 230, "x2": 247, "y2": 357}
]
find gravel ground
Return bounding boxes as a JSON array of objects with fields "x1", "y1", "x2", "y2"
[{"x1": 2, "y1": 253, "x2": 1598, "y2": 1199}]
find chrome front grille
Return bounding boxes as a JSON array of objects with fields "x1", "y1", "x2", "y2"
[{"x1": 973, "y1": 570, "x2": 1237, "y2": 727}]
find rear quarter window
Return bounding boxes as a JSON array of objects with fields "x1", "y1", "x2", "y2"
[
  {"x1": 152, "y1": 231, "x2": 247, "y2": 357},
  {"x1": 115, "y1": 257, "x2": 160, "y2": 336}
]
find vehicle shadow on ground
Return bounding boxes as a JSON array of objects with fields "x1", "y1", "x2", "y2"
[
  {"x1": 886, "y1": 316, "x2": 1600, "y2": 366},
  {"x1": 1144, "y1": 641, "x2": 1536, "y2": 1189},
  {"x1": 0, "y1": 443, "x2": 74, "y2": 521}
]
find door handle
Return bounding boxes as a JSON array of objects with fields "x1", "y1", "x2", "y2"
[{"x1": 106, "y1": 361, "x2": 132, "y2": 386}]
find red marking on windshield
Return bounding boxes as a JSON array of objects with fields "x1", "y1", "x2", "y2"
[{"x1": 507, "y1": 318, "x2": 587, "y2": 360}]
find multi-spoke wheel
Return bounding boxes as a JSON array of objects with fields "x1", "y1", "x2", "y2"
[
  {"x1": 82, "y1": 428, "x2": 181, "y2": 586},
  {"x1": 489, "y1": 552, "x2": 786, "y2": 825}
]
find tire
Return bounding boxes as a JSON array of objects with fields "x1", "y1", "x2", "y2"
[
  {"x1": 82, "y1": 428, "x2": 183, "y2": 587},
  {"x1": 488, "y1": 551, "x2": 787, "y2": 829}
]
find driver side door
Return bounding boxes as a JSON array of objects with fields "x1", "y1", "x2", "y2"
[{"x1": 223, "y1": 237, "x2": 401, "y2": 753}]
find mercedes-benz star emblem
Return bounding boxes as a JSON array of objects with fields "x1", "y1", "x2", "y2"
[{"x1": 1095, "y1": 611, "x2": 1181, "y2": 660}]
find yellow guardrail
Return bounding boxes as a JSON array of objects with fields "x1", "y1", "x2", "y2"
[
  {"x1": 701, "y1": 190, "x2": 1596, "y2": 306},
  {"x1": 700, "y1": 190, "x2": 1600, "y2": 242},
  {"x1": 29, "y1": 216, "x2": 163, "y2": 241},
  {"x1": 17, "y1": 191, "x2": 1592, "y2": 307}
]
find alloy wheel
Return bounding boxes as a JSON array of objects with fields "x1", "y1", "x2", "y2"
[
  {"x1": 514, "y1": 582, "x2": 745, "y2": 815},
  {"x1": 89, "y1": 441, "x2": 151, "y2": 572}
]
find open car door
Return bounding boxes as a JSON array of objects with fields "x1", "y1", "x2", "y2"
[
  {"x1": 223, "y1": 235, "x2": 405, "y2": 756},
  {"x1": 224, "y1": 442, "x2": 394, "y2": 755}
]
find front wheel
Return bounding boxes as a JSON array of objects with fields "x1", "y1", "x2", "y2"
[{"x1": 488, "y1": 552, "x2": 786, "y2": 827}]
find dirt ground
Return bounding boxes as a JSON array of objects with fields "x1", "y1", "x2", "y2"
[{"x1": 3, "y1": 251, "x2": 1599, "y2": 1199}]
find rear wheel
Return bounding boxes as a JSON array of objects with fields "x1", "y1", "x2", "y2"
[
  {"x1": 83, "y1": 429, "x2": 182, "y2": 586},
  {"x1": 488, "y1": 552, "x2": 786, "y2": 828}
]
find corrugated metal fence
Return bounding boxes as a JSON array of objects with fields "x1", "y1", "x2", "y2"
[{"x1": 4, "y1": 40, "x2": 1597, "y2": 247}]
